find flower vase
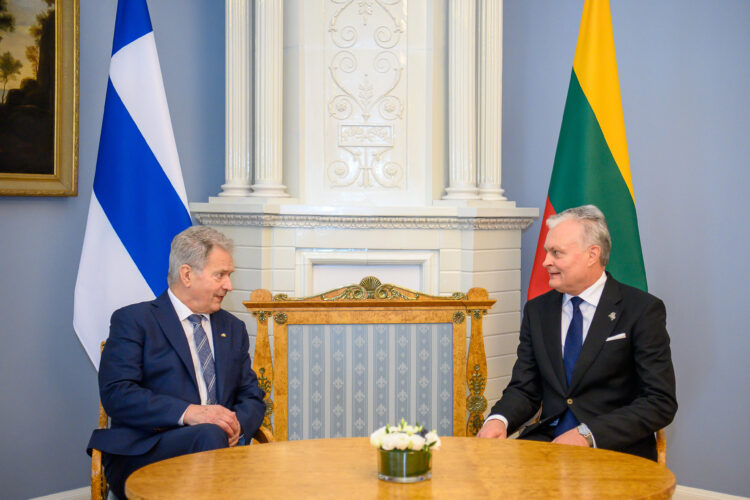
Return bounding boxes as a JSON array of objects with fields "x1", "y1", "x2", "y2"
[{"x1": 377, "y1": 449, "x2": 432, "y2": 483}]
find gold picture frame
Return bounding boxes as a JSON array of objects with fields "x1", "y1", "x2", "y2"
[{"x1": 0, "y1": 0, "x2": 79, "y2": 196}]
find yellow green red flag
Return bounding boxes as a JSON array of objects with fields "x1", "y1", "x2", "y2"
[{"x1": 528, "y1": 0, "x2": 647, "y2": 299}]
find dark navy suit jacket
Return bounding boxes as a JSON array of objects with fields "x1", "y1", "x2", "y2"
[
  {"x1": 87, "y1": 291, "x2": 265, "y2": 456},
  {"x1": 490, "y1": 274, "x2": 677, "y2": 460}
]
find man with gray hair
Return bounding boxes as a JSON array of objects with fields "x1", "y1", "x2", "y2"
[
  {"x1": 87, "y1": 226, "x2": 265, "y2": 499},
  {"x1": 478, "y1": 205, "x2": 676, "y2": 461}
]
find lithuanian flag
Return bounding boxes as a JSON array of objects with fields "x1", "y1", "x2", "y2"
[{"x1": 528, "y1": 0, "x2": 647, "y2": 300}]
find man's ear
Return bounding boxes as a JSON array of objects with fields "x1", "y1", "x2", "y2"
[
  {"x1": 179, "y1": 264, "x2": 192, "y2": 287},
  {"x1": 588, "y1": 245, "x2": 602, "y2": 266}
]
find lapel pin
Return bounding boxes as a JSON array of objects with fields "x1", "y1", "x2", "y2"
[
  {"x1": 220, "y1": 333, "x2": 227, "y2": 338},
  {"x1": 608, "y1": 312, "x2": 616, "y2": 321}
]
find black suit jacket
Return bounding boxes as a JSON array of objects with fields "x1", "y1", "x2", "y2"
[
  {"x1": 87, "y1": 291, "x2": 265, "y2": 456},
  {"x1": 490, "y1": 274, "x2": 677, "y2": 460}
]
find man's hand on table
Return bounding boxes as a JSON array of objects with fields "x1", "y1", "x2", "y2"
[
  {"x1": 551, "y1": 428, "x2": 589, "y2": 447},
  {"x1": 476, "y1": 419, "x2": 508, "y2": 439}
]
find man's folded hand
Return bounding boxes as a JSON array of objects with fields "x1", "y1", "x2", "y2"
[{"x1": 183, "y1": 404, "x2": 241, "y2": 444}]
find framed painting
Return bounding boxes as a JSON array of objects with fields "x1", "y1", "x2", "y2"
[{"x1": 0, "y1": 0, "x2": 78, "y2": 196}]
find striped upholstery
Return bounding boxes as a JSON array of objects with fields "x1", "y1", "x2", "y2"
[{"x1": 286, "y1": 323, "x2": 453, "y2": 439}]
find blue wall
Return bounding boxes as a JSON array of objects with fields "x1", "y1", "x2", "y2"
[
  {"x1": 0, "y1": 1, "x2": 224, "y2": 498},
  {"x1": 1, "y1": 0, "x2": 748, "y2": 498},
  {"x1": 503, "y1": 0, "x2": 750, "y2": 496}
]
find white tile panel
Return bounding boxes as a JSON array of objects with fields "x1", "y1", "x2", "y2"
[
  {"x1": 483, "y1": 311, "x2": 521, "y2": 335},
  {"x1": 487, "y1": 353, "x2": 517, "y2": 378}
]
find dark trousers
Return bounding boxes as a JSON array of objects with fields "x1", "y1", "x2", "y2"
[{"x1": 103, "y1": 424, "x2": 229, "y2": 499}]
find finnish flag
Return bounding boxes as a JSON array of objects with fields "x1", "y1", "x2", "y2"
[{"x1": 74, "y1": 0, "x2": 191, "y2": 368}]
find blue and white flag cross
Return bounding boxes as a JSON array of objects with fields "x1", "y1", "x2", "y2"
[{"x1": 74, "y1": 0, "x2": 191, "y2": 368}]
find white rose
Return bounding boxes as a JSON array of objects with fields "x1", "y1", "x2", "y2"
[
  {"x1": 393, "y1": 432, "x2": 410, "y2": 450},
  {"x1": 408, "y1": 434, "x2": 426, "y2": 451},
  {"x1": 381, "y1": 432, "x2": 398, "y2": 451},
  {"x1": 425, "y1": 431, "x2": 441, "y2": 450},
  {"x1": 370, "y1": 426, "x2": 387, "y2": 448}
]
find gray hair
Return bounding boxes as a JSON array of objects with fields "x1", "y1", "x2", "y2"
[
  {"x1": 546, "y1": 205, "x2": 611, "y2": 266},
  {"x1": 167, "y1": 226, "x2": 234, "y2": 285}
]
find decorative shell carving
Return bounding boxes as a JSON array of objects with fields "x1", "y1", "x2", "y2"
[{"x1": 360, "y1": 276, "x2": 382, "y2": 291}]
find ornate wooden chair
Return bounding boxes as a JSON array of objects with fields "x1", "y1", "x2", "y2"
[
  {"x1": 90, "y1": 343, "x2": 274, "y2": 500},
  {"x1": 244, "y1": 276, "x2": 496, "y2": 441}
]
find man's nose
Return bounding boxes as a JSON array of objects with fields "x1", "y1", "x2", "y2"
[
  {"x1": 224, "y1": 276, "x2": 233, "y2": 291},
  {"x1": 542, "y1": 252, "x2": 552, "y2": 267}
]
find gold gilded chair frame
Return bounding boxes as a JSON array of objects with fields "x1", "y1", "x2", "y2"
[{"x1": 244, "y1": 276, "x2": 496, "y2": 441}]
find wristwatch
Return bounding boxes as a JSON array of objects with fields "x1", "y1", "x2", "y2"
[{"x1": 577, "y1": 423, "x2": 594, "y2": 447}]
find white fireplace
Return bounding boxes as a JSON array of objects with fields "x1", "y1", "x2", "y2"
[{"x1": 191, "y1": 0, "x2": 537, "y2": 412}]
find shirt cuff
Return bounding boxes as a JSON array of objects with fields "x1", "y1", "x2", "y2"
[
  {"x1": 588, "y1": 428, "x2": 597, "y2": 448},
  {"x1": 484, "y1": 414, "x2": 509, "y2": 429},
  {"x1": 178, "y1": 408, "x2": 188, "y2": 426}
]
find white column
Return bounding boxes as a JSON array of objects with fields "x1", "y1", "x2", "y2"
[
  {"x1": 219, "y1": 0, "x2": 253, "y2": 197},
  {"x1": 443, "y1": 0, "x2": 479, "y2": 200},
  {"x1": 477, "y1": 0, "x2": 506, "y2": 201},
  {"x1": 250, "y1": 0, "x2": 289, "y2": 198}
]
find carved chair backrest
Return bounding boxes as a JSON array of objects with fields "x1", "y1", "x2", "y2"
[{"x1": 244, "y1": 277, "x2": 496, "y2": 441}]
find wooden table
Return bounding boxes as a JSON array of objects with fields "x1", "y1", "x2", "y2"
[{"x1": 126, "y1": 437, "x2": 676, "y2": 499}]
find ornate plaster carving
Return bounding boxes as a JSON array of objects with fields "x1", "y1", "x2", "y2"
[{"x1": 326, "y1": 0, "x2": 406, "y2": 191}]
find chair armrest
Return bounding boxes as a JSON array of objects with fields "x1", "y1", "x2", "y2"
[
  {"x1": 252, "y1": 425, "x2": 274, "y2": 444},
  {"x1": 91, "y1": 448, "x2": 107, "y2": 500}
]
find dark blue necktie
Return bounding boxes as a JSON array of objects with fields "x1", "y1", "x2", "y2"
[
  {"x1": 563, "y1": 296, "x2": 584, "y2": 385},
  {"x1": 555, "y1": 296, "x2": 583, "y2": 436}
]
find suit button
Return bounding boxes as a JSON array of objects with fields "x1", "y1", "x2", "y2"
[{"x1": 566, "y1": 398, "x2": 573, "y2": 405}]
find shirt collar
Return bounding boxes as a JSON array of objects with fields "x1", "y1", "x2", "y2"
[
  {"x1": 167, "y1": 288, "x2": 206, "y2": 323},
  {"x1": 563, "y1": 271, "x2": 607, "y2": 308}
]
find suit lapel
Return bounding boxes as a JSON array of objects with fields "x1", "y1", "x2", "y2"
[
  {"x1": 152, "y1": 291, "x2": 199, "y2": 391},
  {"x1": 569, "y1": 276, "x2": 623, "y2": 392},
  {"x1": 210, "y1": 312, "x2": 230, "y2": 405},
  {"x1": 541, "y1": 291, "x2": 568, "y2": 392}
]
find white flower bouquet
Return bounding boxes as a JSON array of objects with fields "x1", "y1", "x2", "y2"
[
  {"x1": 371, "y1": 419, "x2": 440, "y2": 482},
  {"x1": 370, "y1": 418, "x2": 441, "y2": 452}
]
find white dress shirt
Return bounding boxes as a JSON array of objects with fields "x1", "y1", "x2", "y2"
[
  {"x1": 560, "y1": 271, "x2": 607, "y2": 346},
  {"x1": 486, "y1": 272, "x2": 607, "y2": 442},
  {"x1": 168, "y1": 289, "x2": 216, "y2": 424}
]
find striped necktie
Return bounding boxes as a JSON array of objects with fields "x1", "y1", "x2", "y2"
[{"x1": 188, "y1": 314, "x2": 217, "y2": 405}]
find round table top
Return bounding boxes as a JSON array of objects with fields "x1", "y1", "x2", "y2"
[{"x1": 126, "y1": 437, "x2": 676, "y2": 499}]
